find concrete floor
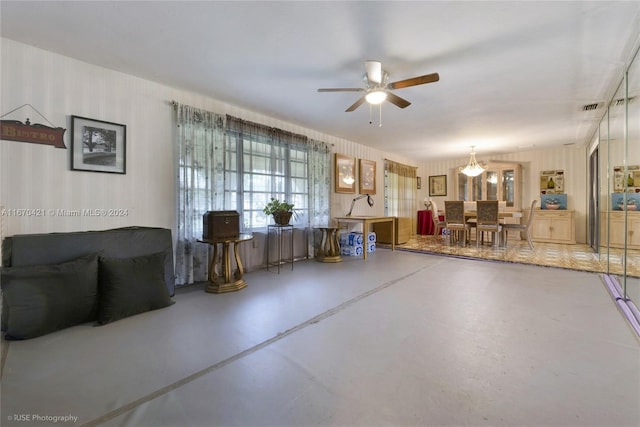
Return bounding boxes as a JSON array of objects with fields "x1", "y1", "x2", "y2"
[{"x1": 2, "y1": 249, "x2": 640, "y2": 426}]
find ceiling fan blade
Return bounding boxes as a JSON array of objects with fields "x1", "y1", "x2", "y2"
[
  {"x1": 346, "y1": 96, "x2": 366, "y2": 112},
  {"x1": 386, "y1": 92, "x2": 411, "y2": 109},
  {"x1": 387, "y1": 72, "x2": 440, "y2": 90},
  {"x1": 318, "y1": 88, "x2": 364, "y2": 92},
  {"x1": 365, "y1": 60, "x2": 383, "y2": 84}
]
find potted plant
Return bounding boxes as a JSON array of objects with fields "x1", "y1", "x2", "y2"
[{"x1": 263, "y1": 198, "x2": 296, "y2": 225}]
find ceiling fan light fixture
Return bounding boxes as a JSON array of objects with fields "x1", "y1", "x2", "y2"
[
  {"x1": 318, "y1": 60, "x2": 439, "y2": 112},
  {"x1": 460, "y1": 146, "x2": 486, "y2": 177},
  {"x1": 365, "y1": 90, "x2": 387, "y2": 105}
]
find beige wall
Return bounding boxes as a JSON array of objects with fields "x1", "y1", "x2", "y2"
[
  {"x1": 1, "y1": 38, "x2": 590, "y2": 253},
  {"x1": 418, "y1": 145, "x2": 588, "y2": 243},
  {"x1": 0, "y1": 38, "x2": 418, "y2": 266}
]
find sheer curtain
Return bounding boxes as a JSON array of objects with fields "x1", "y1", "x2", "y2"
[
  {"x1": 308, "y1": 139, "x2": 331, "y2": 226},
  {"x1": 173, "y1": 108, "x2": 332, "y2": 284},
  {"x1": 308, "y1": 139, "x2": 331, "y2": 254},
  {"x1": 173, "y1": 103, "x2": 225, "y2": 285},
  {"x1": 385, "y1": 159, "x2": 418, "y2": 230}
]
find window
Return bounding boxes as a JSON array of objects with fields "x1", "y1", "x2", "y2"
[
  {"x1": 225, "y1": 117, "x2": 309, "y2": 230},
  {"x1": 174, "y1": 107, "x2": 330, "y2": 285}
]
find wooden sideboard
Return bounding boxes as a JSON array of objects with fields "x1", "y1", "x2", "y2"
[
  {"x1": 531, "y1": 209, "x2": 576, "y2": 244},
  {"x1": 600, "y1": 210, "x2": 640, "y2": 249}
]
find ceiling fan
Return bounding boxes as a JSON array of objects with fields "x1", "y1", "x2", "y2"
[{"x1": 317, "y1": 60, "x2": 439, "y2": 112}]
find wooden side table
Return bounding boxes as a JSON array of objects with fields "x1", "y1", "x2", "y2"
[
  {"x1": 334, "y1": 216, "x2": 395, "y2": 260},
  {"x1": 314, "y1": 227, "x2": 342, "y2": 263},
  {"x1": 198, "y1": 234, "x2": 253, "y2": 293}
]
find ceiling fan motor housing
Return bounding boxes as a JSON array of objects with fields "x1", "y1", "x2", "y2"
[{"x1": 317, "y1": 60, "x2": 439, "y2": 112}]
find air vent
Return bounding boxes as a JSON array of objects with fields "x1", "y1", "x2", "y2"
[
  {"x1": 614, "y1": 97, "x2": 635, "y2": 106},
  {"x1": 582, "y1": 103, "x2": 599, "y2": 111}
]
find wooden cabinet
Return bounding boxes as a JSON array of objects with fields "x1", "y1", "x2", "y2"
[
  {"x1": 454, "y1": 162, "x2": 522, "y2": 211},
  {"x1": 373, "y1": 217, "x2": 411, "y2": 244},
  {"x1": 531, "y1": 209, "x2": 576, "y2": 244},
  {"x1": 600, "y1": 211, "x2": 640, "y2": 249}
]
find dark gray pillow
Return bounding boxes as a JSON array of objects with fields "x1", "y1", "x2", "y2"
[
  {"x1": 1, "y1": 253, "x2": 99, "y2": 340},
  {"x1": 97, "y1": 252, "x2": 173, "y2": 325}
]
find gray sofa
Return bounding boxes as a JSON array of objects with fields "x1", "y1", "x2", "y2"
[{"x1": 1, "y1": 226, "x2": 175, "y2": 340}]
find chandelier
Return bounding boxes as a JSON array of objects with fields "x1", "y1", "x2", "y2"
[{"x1": 459, "y1": 146, "x2": 486, "y2": 177}]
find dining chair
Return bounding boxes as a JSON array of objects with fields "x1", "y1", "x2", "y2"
[
  {"x1": 444, "y1": 201, "x2": 469, "y2": 246},
  {"x1": 464, "y1": 201, "x2": 477, "y2": 242},
  {"x1": 476, "y1": 200, "x2": 502, "y2": 247},
  {"x1": 503, "y1": 199, "x2": 537, "y2": 249},
  {"x1": 430, "y1": 200, "x2": 446, "y2": 236}
]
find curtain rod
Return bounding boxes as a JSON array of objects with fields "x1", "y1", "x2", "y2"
[
  {"x1": 170, "y1": 100, "x2": 335, "y2": 146},
  {"x1": 384, "y1": 158, "x2": 418, "y2": 168}
]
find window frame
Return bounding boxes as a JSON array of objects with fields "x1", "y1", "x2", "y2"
[{"x1": 224, "y1": 128, "x2": 309, "y2": 231}]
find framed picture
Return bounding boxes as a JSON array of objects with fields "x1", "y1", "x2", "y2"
[
  {"x1": 359, "y1": 159, "x2": 376, "y2": 195},
  {"x1": 539, "y1": 169, "x2": 564, "y2": 194},
  {"x1": 613, "y1": 165, "x2": 640, "y2": 193},
  {"x1": 71, "y1": 115, "x2": 126, "y2": 174},
  {"x1": 429, "y1": 174, "x2": 447, "y2": 197},
  {"x1": 416, "y1": 176, "x2": 422, "y2": 190},
  {"x1": 335, "y1": 153, "x2": 356, "y2": 193}
]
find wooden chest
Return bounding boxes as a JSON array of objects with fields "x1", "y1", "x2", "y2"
[{"x1": 203, "y1": 211, "x2": 240, "y2": 240}]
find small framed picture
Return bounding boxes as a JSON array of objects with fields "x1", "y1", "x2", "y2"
[
  {"x1": 429, "y1": 174, "x2": 447, "y2": 197},
  {"x1": 71, "y1": 115, "x2": 126, "y2": 174},
  {"x1": 417, "y1": 176, "x2": 422, "y2": 190},
  {"x1": 359, "y1": 159, "x2": 376, "y2": 195},
  {"x1": 335, "y1": 153, "x2": 356, "y2": 193}
]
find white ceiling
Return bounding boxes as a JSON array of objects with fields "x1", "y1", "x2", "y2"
[{"x1": 1, "y1": 1, "x2": 639, "y2": 162}]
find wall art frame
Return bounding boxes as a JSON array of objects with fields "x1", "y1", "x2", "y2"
[
  {"x1": 335, "y1": 153, "x2": 356, "y2": 194},
  {"x1": 539, "y1": 169, "x2": 564, "y2": 194},
  {"x1": 359, "y1": 159, "x2": 376, "y2": 195},
  {"x1": 429, "y1": 174, "x2": 447, "y2": 197},
  {"x1": 71, "y1": 115, "x2": 126, "y2": 174},
  {"x1": 613, "y1": 165, "x2": 640, "y2": 193}
]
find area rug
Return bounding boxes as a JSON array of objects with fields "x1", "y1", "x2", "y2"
[{"x1": 389, "y1": 234, "x2": 640, "y2": 278}]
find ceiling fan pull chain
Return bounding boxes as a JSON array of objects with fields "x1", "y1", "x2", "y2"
[
  {"x1": 379, "y1": 104, "x2": 383, "y2": 127},
  {"x1": 369, "y1": 103, "x2": 373, "y2": 125}
]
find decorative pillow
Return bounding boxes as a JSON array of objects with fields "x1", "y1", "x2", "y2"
[
  {"x1": 1, "y1": 253, "x2": 99, "y2": 340},
  {"x1": 97, "y1": 252, "x2": 174, "y2": 325}
]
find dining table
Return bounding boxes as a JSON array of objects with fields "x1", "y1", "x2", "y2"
[
  {"x1": 464, "y1": 210, "x2": 523, "y2": 221},
  {"x1": 463, "y1": 210, "x2": 523, "y2": 246}
]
